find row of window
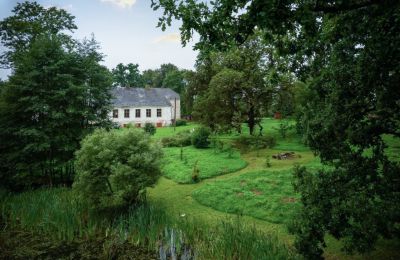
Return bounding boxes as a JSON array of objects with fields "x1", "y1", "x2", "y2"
[{"x1": 113, "y1": 108, "x2": 162, "y2": 119}]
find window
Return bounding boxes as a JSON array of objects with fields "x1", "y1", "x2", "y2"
[
  {"x1": 157, "y1": 108, "x2": 162, "y2": 117},
  {"x1": 146, "y1": 109, "x2": 151, "y2": 117},
  {"x1": 135, "y1": 109, "x2": 141, "y2": 118},
  {"x1": 113, "y1": 109, "x2": 118, "y2": 118},
  {"x1": 124, "y1": 109, "x2": 130, "y2": 118}
]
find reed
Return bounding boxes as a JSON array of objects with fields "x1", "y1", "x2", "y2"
[{"x1": 1, "y1": 188, "x2": 297, "y2": 259}]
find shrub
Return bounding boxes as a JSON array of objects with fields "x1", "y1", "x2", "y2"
[
  {"x1": 144, "y1": 123, "x2": 156, "y2": 135},
  {"x1": 191, "y1": 126, "x2": 211, "y2": 148},
  {"x1": 161, "y1": 131, "x2": 192, "y2": 147},
  {"x1": 175, "y1": 119, "x2": 187, "y2": 126},
  {"x1": 274, "y1": 121, "x2": 294, "y2": 139},
  {"x1": 73, "y1": 129, "x2": 162, "y2": 209},
  {"x1": 191, "y1": 160, "x2": 200, "y2": 183},
  {"x1": 234, "y1": 135, "x2": 276, "y2": 151}
]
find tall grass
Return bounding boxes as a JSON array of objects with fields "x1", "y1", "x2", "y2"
[{"x1": 1, "y1": 188, "x2": 298, "y2": 259}]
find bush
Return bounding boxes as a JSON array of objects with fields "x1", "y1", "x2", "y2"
[
  {"x1": 273, "y1": 121, "x2": 294, "y2": 138},
  {"x1": 73, "y1": 129, "x2": 162, "y2": 209},
  {"x1": 191, "y1": 127, "x2": 211, "y2": 148},
  {"x1": 161, "y1": 131, "x2": 192, "y2": 147},
  {"x1": 144, "y1": 123, "x2": 156, "y2": 135},
  {"x1": 234, "y1": 135, "x2": 276, "y2": 151},
  {"x1": 191, "y1": 160, "x2": 200, "y2": 183},
  {"x1": 175, "y1": 119, "x2": 187, "y2": 126}
]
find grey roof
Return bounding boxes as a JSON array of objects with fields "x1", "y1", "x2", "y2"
[{"x1": 111, "y1": 87, "x2": 180, "y2": 107}]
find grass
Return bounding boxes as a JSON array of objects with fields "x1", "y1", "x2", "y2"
[
  {"x1": 153, "y1": 123, "x2": 198, "y2": 139},
  {"x1": 147, "y1": 118, "x2": 400, "y2": 259},
  {"x1": 3, "y1": 118, "x2": 399, "y2": 259},
  {"x1": 0, "y1": 188, "x2": 297, "y2": 260},
  {"x1": 162, "y1": 146, "x2": 247, "y2": 183},
  {"x1": 193, "y1": 169, "x2": 300, "y2": 224}
]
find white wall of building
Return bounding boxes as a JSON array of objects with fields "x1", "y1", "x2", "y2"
[{"x1": 110, "y1": 106, "x2": 175, "y2": 127}]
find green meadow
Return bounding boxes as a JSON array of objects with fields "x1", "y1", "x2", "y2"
[
  {"x1": 162, "y1": 146, "x2": 247, "y2": 183},
  {"x1": 146, "y1": 118, "x2": 400, "y2": 259}
]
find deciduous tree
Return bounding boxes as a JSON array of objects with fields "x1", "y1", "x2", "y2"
[{"x1": 111, "y1": 63, "x2": 143, "y2": 87}]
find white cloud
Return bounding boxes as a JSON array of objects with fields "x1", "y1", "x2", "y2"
[
  {"x1": 153, "y1": 33, "x2": 181, "y2": 44},
  {"x1": 100, "y1": 0, "x2": 137, "y2": 9}
]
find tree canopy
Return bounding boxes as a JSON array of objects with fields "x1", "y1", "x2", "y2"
[
  {"x1": 192, "y1": 35, "x2": 272, "y2": 135},
  {"x1": 0, "y1": 1, "x2": 77, "y2": 67},
  {"x1": 111, "y1": 63, "x2": 143, "y2": 87}
]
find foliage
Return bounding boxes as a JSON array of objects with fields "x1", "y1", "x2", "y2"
[
  {"x1": 142, "y1": 63, "x2": 179, "y2": 88},
  {"x1": 1, "y1": 188, "x2": 296, "y2": 260},
  {"x1": 160, "y1": 130, "x2": 192, "y2": 147},
  {"x1": 162, "y1": 69, "x2": 185, "y2": 93},
  {"x1": 191, "y1": 126, "x2": 211, "y2": 148},
  {"x1": 234, "y1": 135, "x2": 276, "y2": 151},
  {"x1": 73, "y1": 129, "x2": 162, "y2": 209},
  {"x1": 152, "y1": 0, "x2": 400, "y2": 257},
  {"x1": 0, "y1": 1, "x2": 77, "y2": 67},
  {"x1": 162, "y1": 146, "x2": 247, "y2": 183},
  {"x1": 111, "y1": 63, "x2": 143, "y2": 87},
  {"x1": 0, "y1": 34, "x2": 112, "y2": 190},
  {"x1": 274, "y1": 121, "x2": 295, "y2": 139},
  {"x1": 144, "y1": 122, "x2": 156, "y2": 135},
  {"x1": 191, "y1": 160, "x2": 200, "y2": 183},
  {"x1": 271, "y1": 74, "x2": 298, "y2": 117},
  {"x1": 192, "y1": 36, "x2": 272, "y2": 135},
  {"x1": 175, "y1": 119, "x2": 187, "y2": 126},
  {"x1": 141, "y1": 63, "x2": 192, "y2": 114}
]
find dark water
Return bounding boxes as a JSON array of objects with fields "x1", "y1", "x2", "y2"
[{"x1": 158, "y1": 227, "x2": 195, "y2": 260}]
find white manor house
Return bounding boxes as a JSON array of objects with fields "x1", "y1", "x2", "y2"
[{"x1": 110, "y1": 87, "x2": 181, "y2": 127}]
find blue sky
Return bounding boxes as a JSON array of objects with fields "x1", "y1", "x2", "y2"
[{"x1": 0, "y1": 0, "x2": 199, "y2": 80}]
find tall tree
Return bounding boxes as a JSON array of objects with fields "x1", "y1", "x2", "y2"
[
  {"x1": 0, "y1": 1, "x2": 76, "y2": 67},
  {"x1": 142, "y1": 63, "x2": 181, "y2": 89},
  {"x1": 152, "y1": 0, "x2": 400, "y2": 258},
  {"x1": 111, "y1": 63, "x2": 143, "y2": 87},
  {"x1": 193, "y1": 36, "x2": 272, "y2": 135},
  {"x1": 0, "y1": 2, "x2": 112, "y2": 190}
]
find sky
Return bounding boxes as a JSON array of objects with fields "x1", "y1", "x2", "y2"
[{"x1": 0, "y1": 0, "x2": 199, "y2": 80}]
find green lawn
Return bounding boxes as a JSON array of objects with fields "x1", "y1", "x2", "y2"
[
  {"x1": 147, "y1": 118, "x2": 400, "y2": 259},
  {"x1": 162, "y1": 146, "x2": 247, "y2": 183},
  {"x1": 192, "y1": 169, "x2": 300, "y2": 224},
  {"x1": 153, "y1": 123, "x2": 198, "y2": 139}
]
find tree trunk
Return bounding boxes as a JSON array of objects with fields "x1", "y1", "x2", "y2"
[
  {"x1": 248, "y1": 106, "x2": 255, "y2": 135},
  {"x1": 258, "y1": 121, "x2": 263, "y2": 136}
]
